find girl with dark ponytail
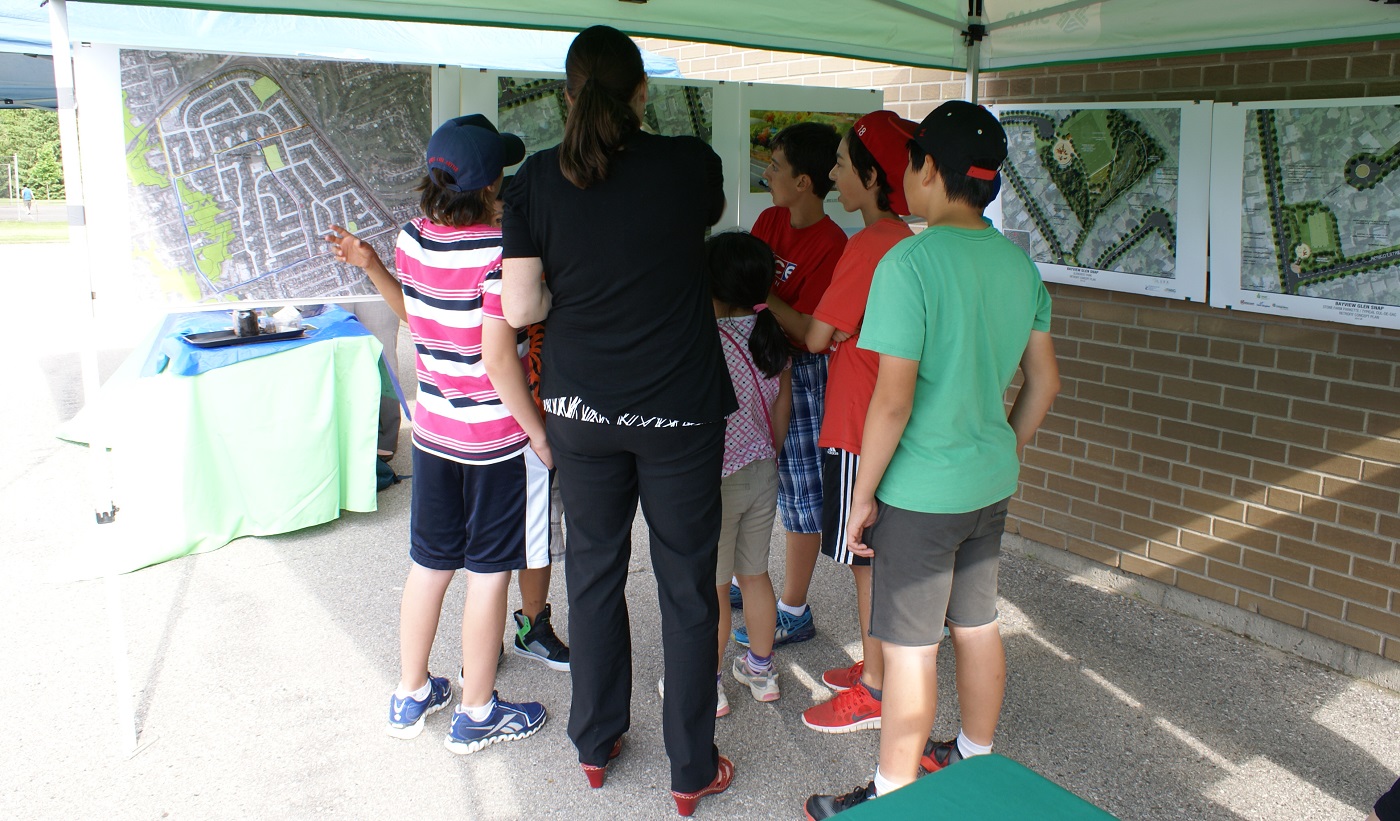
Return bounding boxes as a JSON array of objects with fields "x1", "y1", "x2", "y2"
[
  {"x1": 704, "y1": 230, "x2": 792, "y2": 719},
  {"x1": 500, "y1": 25, "x2": 735, "y2": 816}
]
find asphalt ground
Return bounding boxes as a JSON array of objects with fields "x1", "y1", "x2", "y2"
[{"x1": 3, "y1": 242, "x2": 1398, "y2": 820}]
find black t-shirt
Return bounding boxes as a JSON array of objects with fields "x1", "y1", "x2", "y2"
[{"x1": 503, "y1": 131, "x2": 737, "y2": 424}]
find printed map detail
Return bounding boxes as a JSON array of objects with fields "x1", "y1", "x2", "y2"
[
  {"x1": 998, "y1": 107, "x2": 1181, "y2": 278},
  {"x1": 121, "y1": 50, "x2": 429, "y2": 303},
  {"x1": 1240, "y1": 104, "x2": 1400, "y2": 312},
  {"x1": 498, "y1": 76, "x2": 713, "y2": 157}
]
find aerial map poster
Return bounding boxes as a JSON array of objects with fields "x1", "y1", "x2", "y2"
[
  {"x1": 496, "y1": 75, "x2": 717, "y2": 156},
  {"x1": 120, "y1": 49, "x2": 430, "y2": 304},
  {"x1": 987, "y1": 102, "x2": 1212, "y2": 302},
  {"x1": 1210, "y1": 97, "x2": 1400, "y2": 329}
]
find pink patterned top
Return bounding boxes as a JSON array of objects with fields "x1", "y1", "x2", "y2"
[{"x1": 716, "y1": 315, "x2": 783, "y2": 478}]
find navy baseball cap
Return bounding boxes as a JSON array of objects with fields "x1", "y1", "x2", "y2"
[
  {"x1": 425, "y1": 114, "x2": 525, "y2": 192},
  {"x1": 912, "y1": 101, "x2": 1007, "y2": 181}
]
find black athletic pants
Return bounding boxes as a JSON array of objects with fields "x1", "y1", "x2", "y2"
[{"x1": 549, "y1": 414, "x2": 723, "y2": 794}]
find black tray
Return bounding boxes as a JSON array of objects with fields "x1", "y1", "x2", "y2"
[{"x1": 182, "y1": 327, "x2": 307, "y2": 348}]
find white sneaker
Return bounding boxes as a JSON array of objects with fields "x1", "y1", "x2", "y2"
[
  {"x1": 731, "y1": 655, "x2": 780, "y2": 702},
  {"x1": 657, "y1": 676, "x2": 730, "y2": 718}
]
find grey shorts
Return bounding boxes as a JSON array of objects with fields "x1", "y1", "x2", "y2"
[
  {"x1": 716, "y1": 458, "x2": 780, "y2": 584},
  {"x1": 867, "y1": 498, "x2": 1009, "y2": 646}
]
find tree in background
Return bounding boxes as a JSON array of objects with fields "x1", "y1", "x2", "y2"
[{"x1": 0, "y1": 109, "x2": 65, "y2": 200}]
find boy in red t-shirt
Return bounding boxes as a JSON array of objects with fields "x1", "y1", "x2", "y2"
[
  {"x1": 733, "y1": 122, "x2": 847, "y2": 650},
  {"x1": 779, "y1": 112, "x2": 918, "y2": 737}
]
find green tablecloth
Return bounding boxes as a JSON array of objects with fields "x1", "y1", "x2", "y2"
[
  {"x1": 841, "y1": 754, "x2": 1118, "y2": 820},
  {"x1": 59, "y1": 333, "x2": 383, "y2": 575}
]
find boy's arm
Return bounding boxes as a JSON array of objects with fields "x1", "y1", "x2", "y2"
[
  {"x1": 764, "y1": 292, "x2": 813, "y2": 343},
  {"x1": 501, "y1": 257, "x2": 552, "y2": 327},
  {"x1": 1007, "y1": 330, "x2": 1061, "y2": 452},
  {"x1": 481, "y1": 316, "x2": 552, "y2": 469},
  {"x1": 847, "y1": 354, "x2": 918, "y2": 556},
  {"x1": 770, "y1": 369, "x2": 793, "y2": 452},
  {"x1": 325, "y1": 225, "x2": 407, "y2": 322},
  {"x1": 804, "y1": 317, "x2": 839, "y2": 353}
]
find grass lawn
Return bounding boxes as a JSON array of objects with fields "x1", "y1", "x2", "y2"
[{"x1": 0, "y1": 221, "x2": 69, "y2": 244}]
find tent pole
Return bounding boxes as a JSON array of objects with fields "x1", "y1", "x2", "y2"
[
  {"x1": 963, "y1": 1, "x2": 985, "y2": 103},
  {"x1": 48, "y1": 0, "x2": 137, "y2": 757}
]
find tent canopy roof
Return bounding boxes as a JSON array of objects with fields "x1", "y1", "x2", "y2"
[{"x1": 71, "y1": 0, "x2": 1400, "y2": 72}]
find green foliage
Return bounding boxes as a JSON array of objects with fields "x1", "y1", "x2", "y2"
[{"x1": 0, "y1": 109, "x2": 65, "y2": 200}]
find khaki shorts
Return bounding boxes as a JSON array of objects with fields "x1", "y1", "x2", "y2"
[
  {"x1": 716, "y1": 458, "x2": 779, "y2": 585},
  {"x1": 867, "y1": 498, "x2": 1009, "y2": 646}
]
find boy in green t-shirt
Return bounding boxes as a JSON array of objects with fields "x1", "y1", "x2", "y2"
[{"x1": 804, "y1": 101, "x2": 1061, "y2": 818}]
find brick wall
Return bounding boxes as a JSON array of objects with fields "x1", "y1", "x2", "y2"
[{"x1": 640, "y1": 37, "x2": 1400, "y2": 664}]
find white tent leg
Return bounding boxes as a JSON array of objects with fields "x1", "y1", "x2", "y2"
[{"x1": 48, "y1": 0, "x2": 137, "y2": 757}]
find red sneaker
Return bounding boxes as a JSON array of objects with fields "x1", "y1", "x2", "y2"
[
  {"x1": 820, "y1": 660, "x2": 864, "y2": 692},
  {"x1": 801, "y1": 682, "x2": 881, "y2": 733},
  {"x1": 919, "y1": 738, "x2": 963, "y2": 774}
]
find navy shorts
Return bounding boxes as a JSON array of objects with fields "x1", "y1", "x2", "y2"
[
  {"x1": 409, "y1": 445, "x2": 553, "y2": 573},
  {"x1": 821, "y1": 448, "x2": 870, "y2": 567}
]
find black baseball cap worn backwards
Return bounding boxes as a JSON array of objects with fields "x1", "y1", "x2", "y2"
[
  {"x1": 912, "y1": 100, "x2": 1007, "y2": 181},
  {"x1": 425, "y1": 113, "x2": 526, "y2": 192}
]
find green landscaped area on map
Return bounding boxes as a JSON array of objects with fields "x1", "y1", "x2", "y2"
[
  {"x1": 125, "y1": 103, "x2": 170, "y2": 190},
  {"x1": 1063, "y1": 110, "x2": 1114, "y2": 183},
  {"x1": 250, "y1": 76, "x2": 281, "y2": 103},
  {"x1": 134, "y1": 242, "x2": 200, "y2": 301},
  {"x1": 176, "y1": 177, "x2": 235, "y2": 283},
  {"x1": 263, "y1": 144, "x2": 286, "y2": 172}
]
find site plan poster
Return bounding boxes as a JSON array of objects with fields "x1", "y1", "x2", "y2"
[
  {"x1": 120, "y1": 49, "x2": 430, "y2": 304},
  {"x1": 987, "y1": 102, "x2": 1212, "y2": 302},
  {"x1": 1210, "y1": 97, "x2": 1400, "y2": 329}
]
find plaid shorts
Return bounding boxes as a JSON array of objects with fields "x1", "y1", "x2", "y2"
[{"x1": 777, "y1": 351, "x2": 826, "y2": 533}]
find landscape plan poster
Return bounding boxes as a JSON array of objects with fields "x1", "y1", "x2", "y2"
[
  {"x1": 101, "y1": 48, "x2": 430, "y2": 306},
  {"x1": 987, "y1": 102, "x2": 1212, "y2": 302},
  {"x1": 1210, "y1": 97, "x2": 1400, "y2": 330}
]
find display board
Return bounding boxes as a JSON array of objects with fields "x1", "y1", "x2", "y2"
[
  {"x1": 1210, "y1": 97, "x2": 1400, "y2": 329},
  {"x1": 117, "y1": 49, "x2": 429, "y2": 304},
  {"x1": 738, "y1": 84, "x2": 885, "y2": 233},
  {"x1": 987, "y1": 102, "x2": 1212, "y2": 301}
]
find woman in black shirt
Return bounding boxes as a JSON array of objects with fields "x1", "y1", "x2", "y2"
[{"x1": 501, "y1": 24, "x2": 736, "y2": 817}]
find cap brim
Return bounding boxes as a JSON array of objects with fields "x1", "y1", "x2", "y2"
[{"x1": 500, "y1": 133, "x2": 526, "y2": 169}]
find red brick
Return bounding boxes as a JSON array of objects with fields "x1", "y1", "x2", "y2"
[
  {"x1": 1241, "y1": 548, "x2": 1312, "y2": 585},
  {"x1": 1071, "y1": 499, "x2": 1123, "y2": 528},
  {"x1": 1121, "y1": 553, "x2": 1176, "y2": 584},
  {"x1": 1350, "y1": 54, "x2": 1394, "y2": 78},
  {"x1": 1315, "y1": 524, "x2": 1393, "y2": 562},
  {"x1": 1288, "y1": 447, "x2": 1363, "y2": 480},
  {"x1": 1176, "y1": 572, "x2": 1237, "y2": 606},
  {"x1": 1137, "y1": 308, "x2": 1194, "y2": 332},
  {"x1": 1261, "y1": 324, "x2": 1334, "y2": 352},
  {"x1": 1309, "y1": 58, "x2": 1349, "y2": 81},
  {"x1": 1233, "y1": 480, "x2": 1268, "y2": 505},
  {"x1": 1192, "y1": 360, "x2": 1256, "y2": 389},
  {"x1": 1321, "y1": 476, "x2": 1400, "y2": 514},
  {"x1": 1239, "y1": 591, "x2": 1306, "y2": 627},
  {"x1": 1257, "y1": 371, "x2": 1328, "y2": 400},
  {"x1": 1293, "y1": 400, "x2": 1364, "y2": 431},
  {"x1": 1078, "y1": 382, "x2": 1131, "y2": 408},
  {"x1": 1098, "y1": 488, "x2": 1153, "y2": 518},
  {"x1": 1192, "y1": 405, "x2": 1256, "y2": 434},
  {"x1": 1113, "y1": 450, "x2": 1143, "y2": 472},
  {"x1": 1330, "y1": 382, "x2": 1399, "y2": 414},
  {"x1": 1192, "y1": 448, "x2": 1251, "y2": 478},
  {"x1": 1242, "y1": 345, "x2": 1277, "y2": 368},
  {"x1": 1077, "y1": 422, "x2": 1132, "y2": 449},
  {"x1": 1169, "y1": 464, "x2": 1202, "y2": 488},
  {"x1": 1361, "y1": 462, "x2": 1400, "y2": 487},
  {"x1": 1223, "y1": 388, "x2": 1290, "y2": 419},
  {"x1": 1180, "y1": 530, "x2": 1242, "y2": 564},
  {"x1": 1276, "y1": 349, "x2": 1312, "y2": 373},
  {"x1": 1016, "y1": 522, "x2": 1067, "y2": 550},
  {"x1": 1314, "y1": 569, "x2": 1390, "y2": 607},
  {"x1": 1024, "y1": 449, "x2": 1074, "y2": 474},
  {"x1": 1132, "y1": 434, "x2": 1189, "y2": 462},
  {"x1": 1086, "y1": 444, "x2": 1115, "y2": 466},
  {"x1": 1161, "y1": 420, "x2": 1221, "y2": 448},
  {"x1": 1245, "y1": 506, "x2": 1316, "y2": 542},
  {"x1": 1278, "y1": 537, "x2": 1351, "y2": 574},
  {"x1": 1352, "y1": 360, "x2": 1393, "y2": 387},
  {"x1": 1347, "y1": 603, "x2": 1400, "y2": 637},
  {"x1": 1213, "y1": 519, "x2": 1279, "y2": 553},
  {"x1": 1094, "y1": 524, "x2": 1149, "y2": 554},
  {"x1": 1265, "y1": 487, "x2": 1304, "y2": 513},
  {"x1": 1202, "y1": 64, "x2": 1236, "y2": 86},
  {"x1": 1125, "y1": 475, "x2": 1183, "y2": 505},
  {"x1": 1183, "y1": 489, "x2": 1245, "y2": 522},
  {"x1": 1133, "y1": 391, "x2": 1190, "y2": 419},
  {"x1": 1209, "y1": 560, "x2": 1272, "y2": 594},
  {"x1": 1252, "y1": 462, "x2": 1322, "y2": 495},
  {"x1": 1255, "y1": 418, "x2": 1327, "y2": 450},
  {"x1": 1104, "y1": 366, "x2": 1160, "y2": 392},
  {"x1": 1339, "y1": 506, "x2": 1379, "y2": 533},
  {"x1": 1133, "y1": 350, "x2": 1191, "y2": 377},
  {"x1": 1066, "y1": 536, "x2": 1119, "y2": 566},
  {"x1": 1314, "y1": 354, "x2": 1351, "y2": 380},
  {"x1": 1335, "y1": 333, "x2": 1400, "y2": 361},
  {"x1": 1327, "y1": 431, "x2": 1400, "y2": 464},
  {"x1": 1300, "y1": 496, "x2": 1340, "y2": 523},
  {"x1": 1221, "y1": 433, "x2": 1288, "y2": 463},
  {"x1": 1275, "y1": 580, "x2": 1345, "y2": 618},
  {"x1": 1198, "y1": 315, "x2": 1263, "y2": 343},
  {"x1": 1104, "y1": 407, "x2": 1159, "y2": 435},
  {"x1": 1044, "y1": 509, "x2": 1095, "y2": 539},
  {"x1": 1179, "y1": 336, "x2": 1209, "y2": 357},
  {"x1": 1073, "y1": 460, "x2": 1126, "y2": 489},
  {"x1": 1153, "y1": 503, "x2": 1210, "y2": 531},
  {"x1": 1306, "y1": 615, "x2": 1382, "y2": 654},
  {"x1": 1353, "y1": 557, "x2": 1400, "y2": 592},
  {"x1": 1203, "y1": 472, "x2": 1234, "y2": 496}
]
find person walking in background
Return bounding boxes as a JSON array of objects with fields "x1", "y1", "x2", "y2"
[
  {"x1": 20, "y1": 184, "x2": 33, "y2": 217},
  {"x1": 326, "y1": 113, "x2": 550, "y2": 757},
  {"x1": 500, "y1": 25, "x2": 736, "y2": 817}
]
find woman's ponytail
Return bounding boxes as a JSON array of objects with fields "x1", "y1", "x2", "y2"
[{"x1": 559, "y1": 26, "x2": 645, "y2": 189}]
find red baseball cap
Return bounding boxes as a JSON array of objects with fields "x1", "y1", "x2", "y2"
[{"x1": 851, "y1": 110, "x2": 918, "y2": 216}]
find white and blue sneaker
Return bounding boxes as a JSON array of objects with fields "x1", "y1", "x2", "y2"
[
  {"x1": 444, "y1": 692, "x2": 547, "y2": 755},
  {"x1": 732, "y1": 605, "x2": 816, "y2": 647},
  {"x1": 728, "y1": 582, "x2": 744, "y2": 610},
  {"x1": 386, "y1": 675, "x2": 452, "y2": 739}
]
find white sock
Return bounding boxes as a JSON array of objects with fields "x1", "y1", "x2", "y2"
[
  {"x1": 461, "y1": 698, "x2": 495, "y2": 722},
  {"x1": 395, "y1": 680, "x2": 431, "y2": 700},
  {"x1": 956, "y1": 730, "x2": 992, "y2": 759},
  {"x1": 872, "y1": 767, "x2": 901, "y2": 798},
  {"x1": 731, "y1": 576, "x2": 740, "y2": 587},
  {"x1": 777, "y1": 599, "x2": 808, "y2": 617}
]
